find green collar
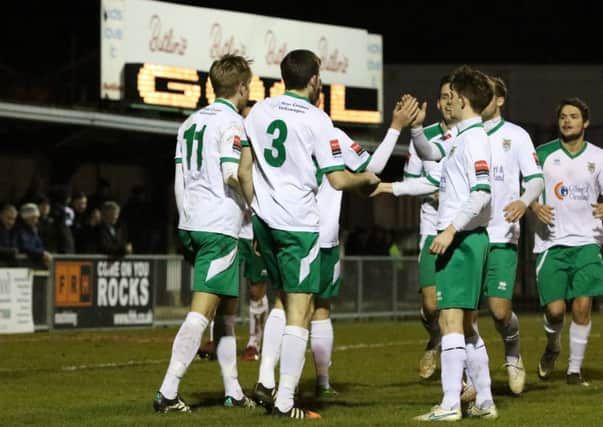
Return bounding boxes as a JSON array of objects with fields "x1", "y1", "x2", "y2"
[
  {"x1": 486, "y1": 119, "x2": 505, "y2": 135},
  {"x1": 457, "y1": 122, "x2": 484, "y2": 136},
  {"x1": 214, "y1": 98, "x2": 237, "y2": 112},
  {"x1": 560, "y1": 140, "x2": 588, "y2": 159}
]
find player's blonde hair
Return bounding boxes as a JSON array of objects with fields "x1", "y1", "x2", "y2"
[{"x1": 209, "y1": 55, "x2": 252, "y2": 98}]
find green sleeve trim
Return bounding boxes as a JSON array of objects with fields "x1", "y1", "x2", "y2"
[
  {"x1": 471, "y1": 184, "x2": 491, "y2": 192},
  {"x1": 175, "y1": 158, "x2": 182, "y2": 164},
  {"x1": 354, "y1": 156, "x2": 371, "y2": 173},
  {"x1": 404, "y1": 171, "x2": 423, "y2": 178},
  {"x1": 522, "y1": 173, "x2": 543, "y2": 182},
  {"x1": 241, "y1": 139, "x2": 250, "y2": 147},
  {"x1": 320, "y1": 165, "x2": 346, "y2": 174},
  {"x1": 434, "y1": 141, "x2": 446, "y2": 158},
  {"x1": 426, "y1": 174, "x2": 440, "y2": 186},
  {"x1": 220, "y1": 157, "x2": 240, "y2": 164},
  {"x1": 423, "y1": 122, "x2": 444, "y2": 140},
  {"x1": 536, "y1": 139, "x2": 561, "y2": 166}
]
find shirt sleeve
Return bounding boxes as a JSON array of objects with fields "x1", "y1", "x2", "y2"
[
  {"x1": 313, "y1": 113, "x2": 345, "y2": 174},
  {"x1": 425, "y1": 161, "x2": 442, "y2": 187},
  {"x1": 334, "y1": 128, "x2": 372, "y2": 173},
  {"x1": 464, "y1": 133, "x2": 492, "y2": 193},
  {"x1": 404, "y1": 141, "x2": 423, "y2": 178},
  {"x1": 517, "y1": 131, "x2": 543, "y2": 182},
  {"x1": 219, "y1": 120, "x2": 245, "y2": 166}
]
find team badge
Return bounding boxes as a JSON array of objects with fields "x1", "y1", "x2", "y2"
[
  {"x1": 587, "y1": 162, "x2": 596, "y2": 174},
  {"x1": 330, "y1": 139, "x2": 342, "y2": 157},
  {"x1": 502, "y1": 139, "x2": 512, "y2": 152}
]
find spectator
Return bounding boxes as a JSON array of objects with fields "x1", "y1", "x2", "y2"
[
  {"x1": 0, "y1": 203, "x2": 19, "y2": 264},
  {"x1": 14, "y1": 203, "x2": 52, "y2": 268},
  {"x1": 96, "y1": 201, "x2": 132, "y2": 257},
  {"x1": 70, "y1": 192, "x2": 89, "y2": 252},
  {"x1": 48, "y1": 186, "x2": 75, "y2": 253},
  {"x1": 77, "y1": 207, "x2": 101, "y2": 254}
]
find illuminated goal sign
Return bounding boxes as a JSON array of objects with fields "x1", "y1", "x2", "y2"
[{"x1": 123, "y1": 63, "x2": 380, "y2": 124}]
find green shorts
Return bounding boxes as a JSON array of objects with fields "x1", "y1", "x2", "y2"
[
  {"x1": 251, "y1": 216, "x2": 320, "y2": 294},
  {"x1": 536, "y1": 244, "x2": 603, "y2": 306},
  {"x1": 435, "y1": 228, "x2": 489, "y2": 310},
  {"x1": 419, "y1": 235, "x2": 437, "y2": 288},
  {"x1": 178, "y1": 230, "x2": 239, "y2": 297},
  {"x1": 483, "y1": 244, "x2": 518, "y2": 300},
  {"x1": 238, "y1": 238, "x2": 269, "y2": 284},
  {"x1": 317, "y1": 246, "x2": 342, "y2": 300}
]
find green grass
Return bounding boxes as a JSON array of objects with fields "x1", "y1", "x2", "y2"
[{"x1": 1, "y1": 314, "x2": 603, "y2": 426}]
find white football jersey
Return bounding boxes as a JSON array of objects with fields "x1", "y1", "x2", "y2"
[
  {"x1": 318, "y1": 128, "x2": 371, "y2": 247},
  {"x1": 175, "y1": 99, "x2": 245, "y2": 237},
  {"x1": 244, "y1": 93, "x2": 344, "y2": 232},
  {"x1": 533, "y1": 139, "x2": 603, "y2": 253},
  {"x1": 486, "y1": 118, "x2": 542, "y2": 244},
  {"x1": 437, "y1": 117, "x2": 492, "y2": 231},
  {"x1": 404, "y1": 122, "x2": 457, "y2": 237}
]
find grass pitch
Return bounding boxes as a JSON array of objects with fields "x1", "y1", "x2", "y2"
[{"x1": 1, "y1": 313, "x2": 603, "y2": 426}]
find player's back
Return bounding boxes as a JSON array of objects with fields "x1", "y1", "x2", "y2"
[
  {"x1": 175, "y1": 101, "x2": 244, "y2": 237},
  {"x1": 245, "y1": 93, "x2": 341, "y2": 232}
]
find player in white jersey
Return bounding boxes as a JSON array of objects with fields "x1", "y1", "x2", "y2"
[
  {"x1": 530, "y1": 98, "x2": 603, "y2": 386},
  {"x1": 474, "y1": 76, "x2": 544, "y2": 395},
  {"x1": 409, "y1": 66, "x2": 497, "y2": 421},
  {"x1": 154, "y1": 55, "x2": 255, "y2": 413},
  {"x1": 238, "y1": 49, "x2": 379, "y2": 420}
]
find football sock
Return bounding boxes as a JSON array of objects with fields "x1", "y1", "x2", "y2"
[
  {"x1": 311, "y1": 318, "x2": 334, "y2": 389},
  {"x1": 160, "y1": 311, "x2": 208, "y2": 399},
  {"x1": 494, "y1": 312, "x2": 521, "y2": 362},
  {"x1": 440, "y1": 333, "x2": 465, "y2": 411},
  {"x1": 258, "y1": 308, "x2": 286, "y2": 389},
  {"x1": 543, "y1": 314, "x2": 563, "y2": 353},
  {"x1": 247, "y1": 295, "x2": 268, "y2": 349},
  {"x1": 568, "y1": 321, "x2": 591, "y2": 374},
  {"x1": 465, "y1": 334, "x2": 493, "y2": 408},
  {"x1": 215, "y1": 315, "x2": 244, "y2": 400},
  {"x1": 275, "y1": 326, "x2": 309, "y2": 413}
]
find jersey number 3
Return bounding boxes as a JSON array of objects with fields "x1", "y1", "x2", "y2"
[
  {"x1": 183, "y1": 123, "x2": 207, "y2": 170},
  {"x1": 264, "y1": 120, "x2": 288, "y2": 167}
]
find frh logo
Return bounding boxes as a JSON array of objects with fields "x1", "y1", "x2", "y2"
[
  {"x1": 554, "y1": 182, "x2": 569, "y2": 200},
  {"x1": 351, "y1": 142, "x2": 365, "y2": 155},
  {"x1": 330, "y1": 139, "x2": 342, "y2": 156},
  {"x1": 232, "y1": 135, "x2": 241, "y2": 153},
  {"x1": 474, "y1": 160, "x2": 489, "y2": 177}
]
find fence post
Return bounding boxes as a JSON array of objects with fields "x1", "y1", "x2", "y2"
[{"x1": 357, "y1": 259, "x2": 363, "y2": 315}]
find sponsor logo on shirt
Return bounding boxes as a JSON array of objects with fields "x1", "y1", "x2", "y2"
[
  {"x1": 232, "y1": 135, "x2": 241, "y2": 153},
  {"x1": 553, "y1": 158, "x2": 561, "y2": 166},
  {"x1": 554, "y1": 181, "x2": 591, "y2": 201},
  {"x1": 441, "y1": 132, "x2": 453, "y2": 141},
  {"x1": 475, "y1": 160, "x2": 490, "y2": 178},
  {"x1": 330, "y1": 139, "x2": 342, "y2": 157},
  {"x1": 493, "y1": 165, "x2": 505, "y2": 181},
  {"x1": 351, "y1": 142, "x2": 366, "y2": 155}
]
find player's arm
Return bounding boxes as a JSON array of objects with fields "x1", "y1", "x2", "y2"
[
  {"x1": 371, "y1": 176, "x2": 438, "y2": 197},
  {"x1": 174, "y1": 140, "x2": 185, "y2": 219},
  {"x1": 407, "y1": 98, "x2": 444, "y2": 161},
  {"x1": 504, "y1": 177, "x2": 544, "y2": 222},
  {"x1": 326, "y1": 169, "x2": 380, "y2": 192},
  {"x1": 238, "y1": 145, "x2": 254, "y2": 206},
  {"x1": 220, "y1": 123, "x2": 246, "y2": 201},
  {"x1": 367, "y1": 97, "x2": 419, "y2": 174}
]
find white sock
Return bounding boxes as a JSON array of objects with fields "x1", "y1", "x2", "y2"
[
  {"x1": 568, "y1": 321, "x2": 591, "y2": 374},
  {"x1": 159, "y1": 312, "x2": 208, "y2": 399},
  {"x1": 494, "y1": 312, "x2": 521, "y2": 362},
  {"x1": 543, "y1": 314, "x2": 563, "y2": 352},
  {"x1": 311, "y1": 319, "x2": 334, "y2": 388},
  {"x1": 247, "y1": 295, "x2": 269, "y2": 349},
  {"x1": 258, "y1": 308, "x2": 286, "y2": 389},
  {"x1": 215, "y1": 315, "x2": 244, "y2": 400},
  {"x1": 440, "y1": 333, "x2": 466, "y2": 411},
  {"x1": 208, "y1": 320, "x2": 215, "y2": 342},
  {"x1": 275, "y1": 326, "x2": 309, "y2": 413},
  {"x1": 465, "y1": 335, "x2": 494, "y2": 408}
]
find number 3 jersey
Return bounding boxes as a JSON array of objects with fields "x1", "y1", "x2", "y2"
[
  {"x1": 244, "y1": 93, "x2": 345, "y2": 232},
  {"x1": 533, "y1": 139, "x2": 603, "y2": 253},
  {"x1": 174, "y1": 99, "x2": 245, "y2": 237}
]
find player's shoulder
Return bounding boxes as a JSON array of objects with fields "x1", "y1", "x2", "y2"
[
  {"x1": 536, "y1": 138, "x2": 561, "y2": 154},
  {"x1": 502, "y1": 120, "x2": 531, "y2": 138},
  {"x1": 332, "y1": 127, "x2": 353, "y2": 145},
  {"x1": 586, "y1": 141, "x2": 603, "y2": 157}
]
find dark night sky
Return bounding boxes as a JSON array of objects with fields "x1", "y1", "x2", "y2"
[{"x1": 4, "y1": 1, "x2": 602, "y2": 74}]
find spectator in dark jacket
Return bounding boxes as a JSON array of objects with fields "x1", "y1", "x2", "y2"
[
  {"x1": 0, "y1": 203, "x2": 18, "y2": 264},
  {"x1": 97, "y1": 201, "x2": 132, "y2": 258},
  {"x1": 15, "y1": 203, "x2": 52, "y2": 268}
]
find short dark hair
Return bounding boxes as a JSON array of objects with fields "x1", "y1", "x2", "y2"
[
  {"x1": 490, "y1": 76, "x2": 507, "y2": 98},
  {"x1": 280, "y1": 49, "x2": 321, "y2": 90},
  {"x1": 450, "y1": 65, "x2": 493, "y2": 114},
  {"x1": 439, "y1": 74, "x2": 452, "y2": 91},
  {"x1": 556, "y1": 97, "x2": 590, "y2": 122},
  {"x1": 209, "y1": 55, "x2": 252, "y2": 98}
]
